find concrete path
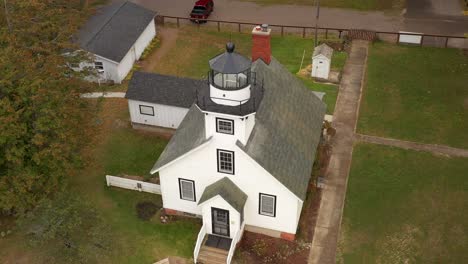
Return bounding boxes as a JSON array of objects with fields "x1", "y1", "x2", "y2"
[
  {"x1": 308, "y1": 40, "x2": 369, "y2": 264},
  {"x1": 355, "y1": 133, "x2": 468, "y2": 158},
  {"x1": 80, "y1": 92, "x2": 126, "y2": 98}
]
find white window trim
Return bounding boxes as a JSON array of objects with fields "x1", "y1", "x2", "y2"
[
  {"x1": 139, "y1": 105, "x2": 154, "y2": 116},
  {"x1": 216, "y1": 118, "x2": 234, "y2": 135},
  {"x1": 217, "y1": 149, "x2": 234, "y2": 175},
  {"x1": 259, "y1": 193, "x2": 276, "y2": 217},
  {"x1": 179, "y1": 178, "x2": 196, "y2": 202}
]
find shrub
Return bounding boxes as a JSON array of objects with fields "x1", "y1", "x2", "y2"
[{"x1": 136, "y1": 201, "x2": 159, "y2": 221}]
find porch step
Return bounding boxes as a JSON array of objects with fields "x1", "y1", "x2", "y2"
[{"x1": 197, "y1": 245, "x2": 228, "y2": 264}]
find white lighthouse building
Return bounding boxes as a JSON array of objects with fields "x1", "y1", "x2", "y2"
[{"x1": 125, "y1": 25, "x2": 326, "y2": 264}]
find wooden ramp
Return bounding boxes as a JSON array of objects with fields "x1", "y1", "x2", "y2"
[{"x1": 197, "y1": 246, "x2": 228, "y2": 264}]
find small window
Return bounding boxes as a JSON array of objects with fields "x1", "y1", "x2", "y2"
[
  {"x1": 94, "y1": 61, "x2": 104, "y2": 70},
  {"x1": 216, "y1": 118, "x2": 234, "y2": 135},
  {"x1": 217, "y1": 149, "x2": 234, "y2": 174},
  {"x1": 179, "y1": 179, "x2": 196, "y2": 202},
  {"x1": 259, "y1": 193, "x2": 276, "y2": 217},
  {"x1": 139, "y1": 105, "x2": 154, "y2": 116}
]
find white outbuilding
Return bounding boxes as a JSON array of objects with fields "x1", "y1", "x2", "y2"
[
  {"x1": 125, "y1": 72, "x2": 204, "y2": 130},
  {"x1": 311, "y1": 43, "x2": 333, "y2": 80},
  {"x1": 74, "y1": 1, "x2": 157, "y2": 84}
]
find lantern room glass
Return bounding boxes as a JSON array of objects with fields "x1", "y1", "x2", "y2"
[{"x1": 211, "y1": 69, "x2": 250, "y2": 90}]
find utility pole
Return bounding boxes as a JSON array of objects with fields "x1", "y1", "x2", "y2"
[
  {"x1": 3, "y1": 0, "x2": 12, "y2": 33},
  {"x1": 314, "y1": 0, "x2": 320, "y2": 47}
]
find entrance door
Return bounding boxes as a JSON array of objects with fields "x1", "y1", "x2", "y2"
[{"x1": 211, "y1": 207, "x2": 230, "y2": 237}]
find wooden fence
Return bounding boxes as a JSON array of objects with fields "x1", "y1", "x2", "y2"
[
  {"x1": 156, "y1": 15, "x2": 467, "y2": 49},
  {"x1": 106, "y1": 175, "x2": 161, "y2": 194}
]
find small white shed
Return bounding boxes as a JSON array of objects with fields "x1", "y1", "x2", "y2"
[
  {"x1": 311, "y1": 43, "x2": 333, "y2": 80},
  {"x1": 75, "y1": 1, "x2": 157, "y2": 84},
  {"x1": 125, "y1": 72, "x2": 205, "y2": 129}
]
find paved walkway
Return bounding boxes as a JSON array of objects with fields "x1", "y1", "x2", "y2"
[
  {"x1": 308, "y1": 40, "x2": 369, "y2": 264},
  {"x1": 355, "y1": 133, "x2": 468, "y2": 158},
  {"x1": 80, "y1": 92, "x2": 126, "y2": 98}
]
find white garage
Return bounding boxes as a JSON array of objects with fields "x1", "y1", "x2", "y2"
[
  {"x1": 125, "y1": 71, "x2": 205, "y2": 129},
  {"x1": 75, "y1": 1, "x2": 157, "y2": 84},
  {"x1": 311, "y1": 43, "x2": 333, "y2": 80}
]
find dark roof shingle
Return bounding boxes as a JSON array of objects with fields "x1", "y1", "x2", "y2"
[
  {"x1": 198, "y1": 177, "x2": 247, "y2": 214},
  {"x1": 150, "y1": 105, "x2": 210, "y2": 172},
  {"x1": 76, "y1": 1, "x2": 156, "y2": 62},
  {"x1": 236, "y1": 58, "x2": 326, "y2": 200},
  {"x1": 125, "y1": 72, "x2": 204, "y2": 108}
]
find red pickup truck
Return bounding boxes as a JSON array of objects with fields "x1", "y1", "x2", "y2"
[{"x1": 190, "y1": 0, "x2": 214, "y2": 23}]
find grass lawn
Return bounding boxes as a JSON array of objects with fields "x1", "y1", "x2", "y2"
[
  {"x1": 331, "y1": 51, "x2": 348, "y2": 71},
  {"x1": 358, "y1": 42, "x2": 468, "y2": 148},
  {"x1": 301, "y1": 77, "x2": 338, "y2": 114},
  {"x1": 153, "y1": 26, "x2": 341, "y2": 114},
  {"x1": 70, "y1": 99, "x2": 200, "y2": 263},
  {"x1": 237, "y1": 0, "x2": 404, "y2": 10},
  {"x1": 339, "y1": 143, "x2": 468, "y2": 263},
  {"x1": 0, "y1": 99, "x2": 200, "y2": 264}
]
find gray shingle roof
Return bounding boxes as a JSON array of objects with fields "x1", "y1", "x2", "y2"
[
  {"x1": 76, "y1": 1, "x2": 156, "y2": 62},
  {"x1": 198, "y1": 177, "x2": 247, "y2": 215},
  {"x1": 209, "y1": 44, "x2": 252, "y2": 74},
  {"x1": 150, "y1": 105, "x2": 210, "y2": 173},
  {"x1": 125, "y1": 72, "x2": 204, "y2": 108},
  {"x1": 313, "y1": 43, "x2": 333, "y2": 60},
  {"x1": 150, "y1": 57, "x2": 325, "y2": 201},
  {"x1": 236, "y1": 58, "x2": 326, "y2": 200}
]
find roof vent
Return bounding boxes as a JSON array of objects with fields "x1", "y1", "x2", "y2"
[
  {"x1": 261, "y1": 24, "x2": 269, "y2": 32},
  {"x1": 226, "y1": 42, "x2": 235, "y2": 53}
]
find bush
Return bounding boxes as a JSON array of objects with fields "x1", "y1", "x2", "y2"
[{"x1": 136, "y1": 201, "x2": 160, "y2": 221}]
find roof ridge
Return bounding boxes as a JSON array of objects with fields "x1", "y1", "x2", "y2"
[{"x1": 84, "y1": 1, "x2": 128, "y2": 49}]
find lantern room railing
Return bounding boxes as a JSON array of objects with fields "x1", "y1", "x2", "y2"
[
  {"x1": 197, "y1": 76, "x2": 264, "y2": 116},
  {"x1": 208, "y1": 70, "x2": 255, "y2": 90}
]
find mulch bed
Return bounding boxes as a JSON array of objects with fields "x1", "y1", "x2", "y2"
[
  {"x1": 237, "y1": 231, "x2": 310, "y2": 264},
  {"x1": 297, "y1": 187, "x2": 322, "y2": 243},
  {"x1": 236, "y1": 187, "x2": 322, "y2": 264}
]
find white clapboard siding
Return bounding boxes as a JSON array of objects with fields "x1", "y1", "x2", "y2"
[{"x1": 106, "y1": 175, "x2": 161, "y2": 194}]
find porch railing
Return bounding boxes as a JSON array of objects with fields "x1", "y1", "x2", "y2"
[
  {"x1": 226, "y1": 221, "x2": 246, "y2": 264},
  {"x1": 193, "y1": 224, "x2": 206, "y2": 263}
]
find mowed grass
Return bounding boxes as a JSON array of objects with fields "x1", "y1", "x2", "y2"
[
  {"x1": 339, "y1": 143, "x2": 468, "y2": 263},
  {"x1": 153, "y1": 26, "x2": 341, "y2": 114},
  {"x1": 69, "y1": 99, "x2": 200, "y2": 264},
  {"x1": 237, "y1": 0, "x2": 404, "y2": 10},
  {"x1": 358, "y1": 42, "x2": 468, "y2": 148}
]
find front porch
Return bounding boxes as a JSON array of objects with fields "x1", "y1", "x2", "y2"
[
  {"x1": 197, "y1": 235, "x2": 232, "y2": 264},
  {"x1": 193, "y1": 177, "x2": 247, "y2": 264},
  {"x1": 194, "y1": 223, "x2": 245, "y2": 264}
]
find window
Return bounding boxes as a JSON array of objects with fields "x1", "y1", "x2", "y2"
[
  {"x1": 259, "y1": 193, "x2": 276, "y2": 217},
  {"x1": 216, "y1": 118, "x2": 234, "y2": 135},
  {"x1": 179, "y1": 179, "x2": 196, "y2": 201},
  {"x1": 139, "y1": 105, "x2": 154, "y2": 116},
  {"x1": 94, "y1": 61, "x2": 104, "y2": 70},
  {"x1": 217, "y1": 149, "x2": 234, "y2": 174}
]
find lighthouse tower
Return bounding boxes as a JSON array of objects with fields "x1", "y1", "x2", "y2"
[{"x1": 196, "y1": 42, "x2": 262, "y2": 145}]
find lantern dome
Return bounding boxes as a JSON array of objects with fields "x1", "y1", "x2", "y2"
[{"x1": 208, "y1": 43, "x2": 252, "y2": 90}]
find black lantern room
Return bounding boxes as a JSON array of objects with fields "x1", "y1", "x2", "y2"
[{"x1": 208, "y1": 42, "x2": 252, "y2": 90}]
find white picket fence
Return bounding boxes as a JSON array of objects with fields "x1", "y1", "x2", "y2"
[{"x1": 105, "y1": 175, "x2": 161, "y2": 194}]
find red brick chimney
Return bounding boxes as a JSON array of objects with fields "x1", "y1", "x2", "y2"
[{"x1": 252, "y1": 24, "x2": 271, "y2": 64}]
